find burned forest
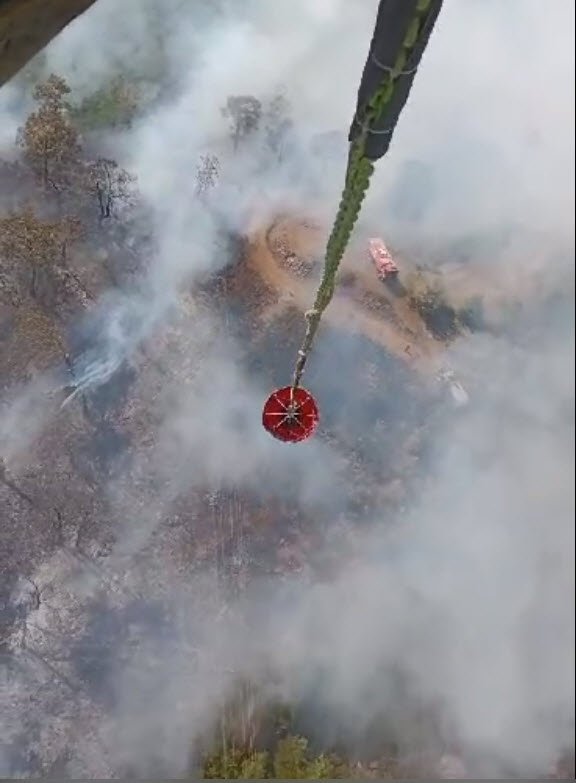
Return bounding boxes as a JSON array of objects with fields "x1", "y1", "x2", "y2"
[{"x1": 0, "y1": 0, "x2": 574, "y2": 779}]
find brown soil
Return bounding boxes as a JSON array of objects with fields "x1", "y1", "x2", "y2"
[{"x1": 245, "y1": 213, "x2": 446, "y2": 376}]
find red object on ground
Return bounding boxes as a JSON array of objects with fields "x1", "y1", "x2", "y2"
[
  {"x1": 262, "y1": 386, "x2": 319, "y2": 443},
  {"x1": 369, "y1": 237, "x2": 399, "y2": 279}
]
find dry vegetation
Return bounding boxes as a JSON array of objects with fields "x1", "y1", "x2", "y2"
[
  {"x1": 0, "y1": 74, "x2": 137, "y2": 350},
  {"x1": 1, "y1": 70, "x2": 571, "y2": 780}
]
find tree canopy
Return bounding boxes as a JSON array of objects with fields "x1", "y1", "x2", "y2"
[{"x1": 17, "y1": 74, "x2": 81, "y2": 193}]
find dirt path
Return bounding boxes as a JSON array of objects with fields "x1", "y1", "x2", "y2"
[{"x1": 246, "y1": 214, "x2": 445, "y2": 376}]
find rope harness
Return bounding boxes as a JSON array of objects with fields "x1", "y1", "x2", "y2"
[{"x1": 290, "y1": 0, "x2": 433, "y2": 398}]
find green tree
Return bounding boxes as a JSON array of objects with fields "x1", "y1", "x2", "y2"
[
  {"x1": 273, "y1": 736, "x2": 343, "y2": 779},
  {"x1": 203, "y1": 747, "x2": 269, "y2": 779},
  {"x1": 69, "y1": 75, "x2": 140, "y2": 131}
]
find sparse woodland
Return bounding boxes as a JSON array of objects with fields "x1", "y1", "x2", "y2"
[
  {"x1": 1, "y1": 72, "x2": 402, "y2": 780},
  {"x1": 0, "y1": 60, "x2": 572, "y2": 781},
  {"x1": 0, "y1": 75, "x2": 137, "y2": 320},
  {"x1": 0, "y1": 72, "x2": 294, "y2": 318}
]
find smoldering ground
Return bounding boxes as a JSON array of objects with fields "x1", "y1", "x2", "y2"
[{"x1": 1, "y1": 0, "x2": 574, "y2": 778}]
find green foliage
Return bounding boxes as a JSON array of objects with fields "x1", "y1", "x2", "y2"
[
  {"x1": 272, "y1": 736, "x2": 345, "y2": 779},
  {"x1": 201, "y1": 734, "x2": 347, "y2": 779},
  {"x1": 14, "y1": 73, "x2": 139, "y2": 227},
  {"x1": 240, "y1": 751, "x2": 270, "y2": 779},
  {"x1": 203, "y1": 747, "x2": 269, "y2": 779},
  {"x1": 273, "y1": 735, "x2": 310, "y2": 778},
  {"x1": 69, "y1": 76, "x2": 140, "y2": 132}
]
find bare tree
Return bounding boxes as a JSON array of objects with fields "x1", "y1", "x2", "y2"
[
  {"x1": 0, "y1": 205, "x2": 82, "y2": 298},
  {"x1": 195, "y1": 154, "x2": 220, "y2": 200},
  {"x1": 16, "y1": 74, "x2": 82, "y2": 194},
  {"x1": 221, "y1": 95, "x2": 262, "y2": 151},
  {"x1": 82, "y1": 157, "x2": 136, "y2": 222}
]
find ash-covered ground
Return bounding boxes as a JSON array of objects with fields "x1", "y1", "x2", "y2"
[
  {"x1": 1, "y1": 236, "x2": 447, "y2": 777},
  {"x1": 1, "y1": 0, "x2": 574, "y2": 778}
]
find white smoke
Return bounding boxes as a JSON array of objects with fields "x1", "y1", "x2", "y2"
[{"x1": 0, "y1": 0, "x2": 573, "y2": 777}]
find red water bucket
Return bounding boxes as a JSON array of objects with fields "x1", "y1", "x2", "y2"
[{"x1": 262, "y1": 386, "x2": 319, "y2": 443}]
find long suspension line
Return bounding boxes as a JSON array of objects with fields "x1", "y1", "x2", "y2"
[{"x1": 290, "y1": 0, "x2": 435, "y2": 397}]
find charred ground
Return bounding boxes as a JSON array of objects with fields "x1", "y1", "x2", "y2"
[{"x1": 1, "y1": 70, "x2": 572, "y2": 780}]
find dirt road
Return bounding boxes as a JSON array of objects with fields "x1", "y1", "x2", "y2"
[{"x1": 246, "y1": 214, "x2": 445, "y2": 376}]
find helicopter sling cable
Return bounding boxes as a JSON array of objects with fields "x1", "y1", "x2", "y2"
[{"x1": 262, "y1": 0, "x2": 444, "y2": 443}]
